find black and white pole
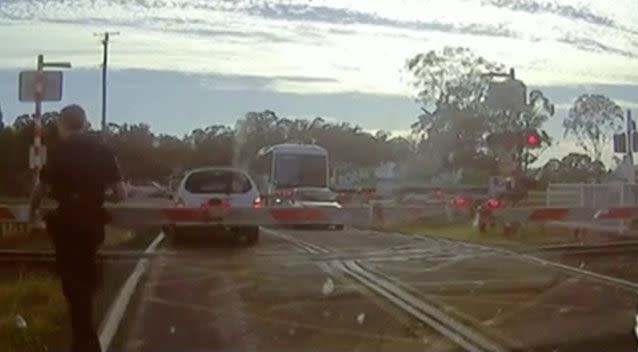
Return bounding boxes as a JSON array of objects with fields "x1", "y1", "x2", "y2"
[
  {"x1": 28, "y1": 55, "x2": 71, "y2": 185},
  {"x1": 32, "y1": 55, "x2": 45, "y2": 185}
]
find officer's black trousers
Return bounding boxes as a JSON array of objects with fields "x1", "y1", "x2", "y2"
[{"x1": 48, "y1": 215, "x2": 103, "y2": 352}]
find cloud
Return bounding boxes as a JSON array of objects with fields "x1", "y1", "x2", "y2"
[
  {"x1": 246, "y1": 2, "x2": 519, "y2": 39},
  {"x1": 198, "y1": 73, "x2": 339, "y2": 91},
  {"x1": 482, "y1": 0, "x2": 613, "y2": 27},
  {"x1": 483, "y1": 0, "x2": 638, "y2": 37},
  {"x1": 1, "y1": 0, "x2": 638, "y2": 95},
  {"x1": 558, "y1": 36, "x2": 637, "y2": 58}
]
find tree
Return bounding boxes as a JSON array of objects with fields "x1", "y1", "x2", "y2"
[
  {"x1": 563, "y1": 94, "x2": 623, "y2": 161},
  {"x1": 406, "y1": 46, "x2": 504, "y2": 112},
  {"x1": 234, "y1": 110, "x2": 287, "y2": 170},
  {"x1": 406, "y1": 47, "x2": 507, "y2": 181},
  {"x1": 105, "y1": 123, "x2": 158, "y2": 181},
  {"x1": 538, "y1": 153, "x2": 606, "y2": 185},
  {"x1": 185, "y1": 125, "x2": 234, "y2": 168}
]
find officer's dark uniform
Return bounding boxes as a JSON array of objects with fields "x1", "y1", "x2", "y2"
[{"x1": 41, "y1": 133, "x2": 122, "y2": 352}]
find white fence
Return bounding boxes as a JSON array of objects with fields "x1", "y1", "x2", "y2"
[
  {"x1": 546, "y1": 183, "x2": 638, "y2": 208},
  {"x1": 545, "y1": 183, "x2": 638, "y2": 233}
]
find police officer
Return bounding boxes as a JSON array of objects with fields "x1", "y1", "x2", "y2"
[{"x1": 29, "y1": 104, "x2": 127, "y2": 352}]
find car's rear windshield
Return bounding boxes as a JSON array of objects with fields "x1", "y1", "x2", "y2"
[{"x1": 184, "y1": 170, "x2": 251, "y2": 194}]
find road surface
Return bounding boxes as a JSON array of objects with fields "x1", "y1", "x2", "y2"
[{"x1": 110, "y1": 227, "x2": 638, "y2": 352}]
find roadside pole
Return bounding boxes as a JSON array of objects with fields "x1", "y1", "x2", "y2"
[
  {"x1": 626, "y1": 109, "x2": 634, "y2": 185},
  {"x1": 32, "y1": 55, "x2": 44, "y2": 185},
  {"x1": 18, "y1": 55, "x2": 71, "y2": 186},
  {"x1": 622, "y1": 109, "x2": 634, "y2": 232}
]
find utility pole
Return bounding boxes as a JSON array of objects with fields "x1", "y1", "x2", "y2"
[
  {"x1": 95, "y1": 31, "x2": 119, "y2": 133},
  {"x1": 0, "y1": 101, "x2": 4, "y2": 129},
  {"x1": 625, "y1": 109, "x2": 635, "y2": 184}
]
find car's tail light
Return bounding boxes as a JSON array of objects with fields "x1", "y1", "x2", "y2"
[{"x1": 253, "y1": 196, "x2": 262, "y2": 208}]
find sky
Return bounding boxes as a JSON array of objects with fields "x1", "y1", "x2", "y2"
[{"x1": 1, "y1": 0, "x2": 638, "y2": 165}]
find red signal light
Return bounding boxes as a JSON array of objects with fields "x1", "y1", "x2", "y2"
[
  {"x1": 451, "y1": 195, "x2": 469, "y2": 208},
  {"x1": 525, "y1": 131, "x2": 540, "y2": 147},
  {"x1": 486, "y1": 197, "x2": 502, "y2": 209},
  {"x1": 434, "y1": 188, "x2": 444, "y2": 200}
]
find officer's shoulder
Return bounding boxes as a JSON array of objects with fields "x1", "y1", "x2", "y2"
[
  {"x1": 63, "y1": 133, "x2": 108, "y2": 153},
  {"x1": 77, "y1": 132, "x2": 106, "y2": 146}
]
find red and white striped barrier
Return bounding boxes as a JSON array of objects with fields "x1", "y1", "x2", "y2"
[
  {"x1": 594, "y1": 207, "x2": 638, "y2": 221},
  {"x1": 0, "y1": 204, "x2": 373, "y2": 227}
]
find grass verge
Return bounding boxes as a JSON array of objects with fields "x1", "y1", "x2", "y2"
[
  {"x1": 0, "y1": 226, "x2": 136, "y2": 250},
  {"x1": 0, "y1": 226, "x2": 156, "y2": 352},
  {"x1": 0, "y1": 272, "x2": 68, "y2": 352},
  {"x1": 387, "y1": 221, "x2": 555, "y2": 246}
]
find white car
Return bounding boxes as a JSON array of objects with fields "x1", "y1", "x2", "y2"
[
  {"x1": 275, "y1": 187, "x2": 344, "y2": 230},
  {"x1": 170, "y1": 167, "x2": 261, "y2": 245}
]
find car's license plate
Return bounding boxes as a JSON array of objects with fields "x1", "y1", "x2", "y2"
[{"x1": 203, "y1": 199, "x2": 229, "y2": 221}]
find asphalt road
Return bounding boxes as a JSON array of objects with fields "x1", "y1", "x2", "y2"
[{"x1": 110, "y1": 227, "x2": 638, "y2": 352}]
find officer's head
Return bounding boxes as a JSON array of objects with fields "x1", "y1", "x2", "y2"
[{"x1": 58, "y1": 104, "x2": 87, "y2": 139}]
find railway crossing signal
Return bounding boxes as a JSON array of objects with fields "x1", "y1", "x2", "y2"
[
  {"x1": 524, "y1": 130, "x2": 541, "y2": 148},
  {"x1": 485, "y1": 197, "x2": 503, "y2": 209},
  {"x1": 18, "y1": 55, "x2": 71, "y2": 183}
]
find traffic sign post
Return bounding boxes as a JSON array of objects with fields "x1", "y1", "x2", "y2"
[{"x1": 19, "y1": 55, "x2": 71, "y2": 185}]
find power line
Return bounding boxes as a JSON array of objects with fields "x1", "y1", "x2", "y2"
[{"x1": 94, "y1": 31, "x2": 120, "y2": 133}]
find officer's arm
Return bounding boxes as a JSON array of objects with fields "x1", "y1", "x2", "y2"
[
  {"x1": 107, "y1": 181, "x2": 127, "y2": 203},
  {"x1": 103, "y1": 146, "x2": 127, "y2": 203}
]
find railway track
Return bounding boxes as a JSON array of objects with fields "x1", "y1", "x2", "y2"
[
  {"x1": 5, "y1": 230, "x2": 638, "y2": 293},
  {"x1": 264, "y1": 228, "x2": 509, "y2": 352},
  {"x1": 6, "y1": 226, "x2": 638, "y2": 351},
  {"x1": 409, "y1": 233, "x2": 638, "y2": 292},
  {"x1": 521, "y1": 240, "x2": 638, "y2": 255}
]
